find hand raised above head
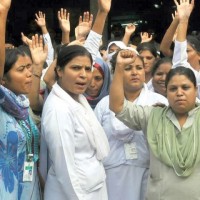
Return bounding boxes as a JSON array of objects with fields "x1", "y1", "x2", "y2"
[
  {"x1": 28, "y1": 34, "x2": 48, "y2": 65},
  {"x1": 173, "y1": 0, "x2": 195, "y2": 20},
  {"x1": 35, "y1": 11, "x2": 46, "y2": 28},
  {"x1": 140, "y1": 32, "x2": 153, "y2": 43},
  {"x1": 125, "y1": 23, "x2": 136, "y2": 36},
  {"x1": 75, "y1": 11, "x2": 93, "y2": 39},
  {"x1": 58, "y1": 8, "x2": 70, "y2": 33}
]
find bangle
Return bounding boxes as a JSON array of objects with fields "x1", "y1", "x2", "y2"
[{"x1": 33, "y1": 72, "x2": 42, "y2": 79}]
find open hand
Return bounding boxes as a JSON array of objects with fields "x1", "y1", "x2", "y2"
[
  {"x1": 35, "y1": 11, "x2": 46, "y2": 28},
  {"x1": 75, "y1": 11, "x2": 93, "y2": 39},
  {"x1": 28, "y1": 34, "x2": 48, "y2": 65},
  {"x1": 174, "y1": 0, "x2": 195, "y2": 21},
  {"x1": 140, "y1": 32, "x2": 153, "y2": 43},
  {"x1": 58, "y1": 8, "x2": 70, "y2": 33}
]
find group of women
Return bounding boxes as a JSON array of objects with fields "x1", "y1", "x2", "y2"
[
  {"x1": 109, "y1": 1, "x2": 200, "y2": 200},
  {"x1": 1, "y1": 0, "x2": 200, "y2": 200}
]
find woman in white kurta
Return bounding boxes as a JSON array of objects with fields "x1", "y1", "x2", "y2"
[
  {"x1": 136, "y1": 42, "x2": 158, "y2": 87},
  {"x1": 172, "y1": 0, "x2": 200, "y2": 97},
  {"x1": 95, "y1": 55, "x2": 168, "y2": 200},
  {"x1": 150, "y1": 57, "x2": 172, "y2": 97},
  {"x1": 41, "y1": 45, "x2": 109, "y2": 200}
]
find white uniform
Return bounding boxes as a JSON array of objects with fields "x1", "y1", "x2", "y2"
[
  {"x1": 173, "y1": 40, "x2": 200, "y2": 98},
  {"x1": 41, "y1": 83, "x2": 109, "y2": 200}
]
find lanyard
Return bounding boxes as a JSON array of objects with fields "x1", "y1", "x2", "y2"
[
  {"x1": 18, "y1": 116, "x2": 39, "y2": 162},
  {"x1": 18, "y1": 118, "x2": 33, "y2": 157}
]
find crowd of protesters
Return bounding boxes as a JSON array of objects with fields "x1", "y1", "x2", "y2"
[{"x1": 1, "y1": 0, "x2": 200, "y2": 199}]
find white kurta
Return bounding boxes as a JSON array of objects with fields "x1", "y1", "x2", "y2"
[
  {"x1": 41, "y1": 83, "x2": 108, "y2": 200},
  {"x1": 41, "y1": 33, "x2": 54, "y2": 81},
  {"x1": 146, "y1": 78, "x2": 154, "y2": 91},
  {"x1": 84, "y1": 30, "x2": 102, "y2": 62},
  {"x1": 172, "y1": 40, "x2": 200, "y2": 98},
  {"x1": 94, "y1": 85, "x2": 168, "y2": 200}
]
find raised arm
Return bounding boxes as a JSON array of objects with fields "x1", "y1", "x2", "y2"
[
  {"x1": 160, "y1": 11, "x2": 179, "y2": 57},
  {"x1": 175, "y1": 0, "x2": 194, "y2": 42},
  {"x1": 35, "y1": 11, "x2": 54, "y2": 66},
  {"x1": 172, "y1": 0, "x2": 195, "y2": 69},
  {"x1": 109, "y1": 50, "x2": 137, "y2": 114},
  {"x1": 58, "y1": 8, "x2": 70, "y2": 44},
  {"x1": 122, "y1": 23, "x2": 136, "y2": 46},
  {"x1": 35, "y1": 11, "x2": 48, "y2": 34},
  {"x1": 28, "y1": 34, "x2": 48, "y2": 112},
  {"x1": 0, "y1": 0, "x2": 11, "y2": 82},
  {"x1": 92, "y1": 0, "x2": 111, "y2": 34},
  {"x1": 84, "y1": 0, "x2": 112, "y2": 61},
  {"x1": 43, "y1": 58, "x2": 57, "y2": 91}
]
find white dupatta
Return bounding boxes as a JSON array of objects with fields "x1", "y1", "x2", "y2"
[{"x1": 53, "y1": 83, "x2": 110, "y2": 161}]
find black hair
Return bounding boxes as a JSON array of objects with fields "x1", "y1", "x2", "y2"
[
  {"x1": 165, "y1": 67, "x2": 196, "y2": 88},
  {"x1": 56, "y1": 44, "x2": 93, "y2": 78},
  {"x1": 151, "y1": 57, "x2": 172, "y2": 76},
  {"x1": 136, "y1": 42, "x2": 157, "y2": 58},
  {"x1": 187, "y1": 34, "x2": 200, "y2": 52},
  {"x1": 54, "y1": 43, "x2": 63, "y2": 59},
  {"x1": 57, "y1": 44, "x2": 92, "y2": 69},
  {"x1": 110, "y1": 51, "x2": 120, "y2": 74},
  {"x1": 4, "y1": 45, "x2": 31, "y2": 74}
]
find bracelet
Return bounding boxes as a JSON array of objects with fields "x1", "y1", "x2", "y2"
[{"x1": 33, "y1": 72, "x2": 42, "y2": 79}]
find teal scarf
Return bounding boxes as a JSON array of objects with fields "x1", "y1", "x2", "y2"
[{"x1": 147, "y1": 106, "x2": 200, "y2": 177}]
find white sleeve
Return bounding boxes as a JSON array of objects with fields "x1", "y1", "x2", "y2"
[
  {"x1": 84, "y1": 30, "x2": 102, "y2": 62},
  {"x1": 43, "y1": 33, "x2": 54, "y2": 66},
  {"x1": 94, "y1": 98, "x2": 106, "y2": 124},
  {"x1": 42, "y1": 105, "x2": 84, "y2": 199},
  {"x1": 172, "y1": 40, "x2": 190, "y2": 68},
  {"x1": 172, "y1": 40, "x2": 200, "y2": 88}
]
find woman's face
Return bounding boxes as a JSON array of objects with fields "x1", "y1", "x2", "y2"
[
  {"x1": 85, "y1": 68, "x2": 104, "y2": 98},
  {"x1": 123, "y1": 57, "x2": 145, "y2": 92},
  {"x1": 108, "y1": 44, "x2": 120, "y2": 54},
  {"x1": 57, "y1": 55, "x2": 92, "y2": 100},
  {"x1": 187, "y1": 43, "x2": 200, "y2": 68},
  {"x1": 152, "y1": 62, "x2": 172, "y2": 96},
  {"x1": 139, "y1": 50, "x2": 156, "y2": 74},
  {"x1": 3, "y1": 55, "x2": 33, "y2": 95},
  {"x1": 167, "y1": 74, "x2": 197, "y2": 115}
]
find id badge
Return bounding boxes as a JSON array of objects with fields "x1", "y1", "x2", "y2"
[
  {"x1": 124, "y1": 142, "x2": 138, "y2": 160},
  {"x1": 23, "y1": 161, "x2": 34, "y2": 182}
]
